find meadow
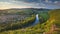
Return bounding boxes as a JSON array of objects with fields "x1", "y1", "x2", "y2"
[{"x1": 0, "y1": 8, "x2": 60, "y2": 34}]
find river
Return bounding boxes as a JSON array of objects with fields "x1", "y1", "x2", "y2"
[
  {"x1": 24, "y1": 14, "x2": 39, "y2": 27},
  {"x1": 32, "y1": 14, "x2": 39, "y2": 26}
]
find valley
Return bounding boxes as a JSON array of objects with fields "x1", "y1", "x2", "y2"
[{"x1": 0, "y1": 8, "x2": 60, "y2": 34}]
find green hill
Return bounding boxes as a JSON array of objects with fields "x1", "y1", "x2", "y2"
[
  {"x1": 1, "y1": 9, "x2": 60, "y2": 34},
  {"x1": 49, "y1": 9, "x2": 60, "y2": 34},
  {"x1": 0, "y1": 8, "x2": 51, "y2": 34}
]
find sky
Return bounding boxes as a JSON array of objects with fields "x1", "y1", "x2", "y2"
[{"x1": 0, "y1": 0, "x2": 60, "y2": 9}]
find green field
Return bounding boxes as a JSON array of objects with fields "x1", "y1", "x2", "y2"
[{"x1": 0, "y1": 8, "x2": 60, "y2": 34}]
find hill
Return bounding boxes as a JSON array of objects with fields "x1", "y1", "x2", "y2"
[
  {"x1": 43, "y1": 9, "x2": 60, "y2": 34},
  {"x1": 0, "y1": 8, "x2": 50, "y2": 34}
]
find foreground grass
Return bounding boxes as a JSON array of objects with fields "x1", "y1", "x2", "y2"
[
  {"x1": 0, "y1": 9, "x2": 50, "y2": 34},
  {"x1": 2, "y1": 9, "x2": 60, "y2": 34},
  {"x1": 43, "y1": 9, "x2": 60, "y2": 34},
  {"x1": 0, "y1": 23, "x2": 41, "y2": 34}
]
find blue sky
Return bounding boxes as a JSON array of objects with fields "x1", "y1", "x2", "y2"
[{"x1": 0, "y1": 0, "x2": 60, "y2": 9}]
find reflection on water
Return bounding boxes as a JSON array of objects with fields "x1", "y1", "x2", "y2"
[{"x1": 32, "y1": 14, "x2": 39, "y2": 26}]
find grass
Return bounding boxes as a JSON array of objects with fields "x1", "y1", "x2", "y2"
[
  {"x1": 0, "y1": 10, "x2": 50, "y2": 34},
  {"x1": 1, "y1": 9, "x2": 59, "y2": 34}
]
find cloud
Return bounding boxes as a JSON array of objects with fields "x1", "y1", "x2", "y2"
[
  {"x1": 0, "y1": 0, "x2": 60, "y2": 9},
  {"x1": 45, "y1": 0, "x2": 49, "y2": 2},
  {"x1": 0, "y1": 2, "x2": 32, "y2": 9},
  {"x1": 54, "y1": 1, "x2": 58, "y2": 3},
  {"x1": 14, "y1": 0, "x2": 39, "y2": 2},
  {"x1": 0, "y1": 0, "x2": 45, "y2": 9}
]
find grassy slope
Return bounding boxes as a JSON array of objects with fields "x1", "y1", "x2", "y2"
[
  {"x1": 0, "y1": 9, "x2": 36, "y2": 32},
  {"x1": 43, "y1": 9, "x2": 60, "y2": 34},
  {"x1": 0, "y1": 9, "x2": 50, "y2": 34},
  {"x1": 0, "y1": 9, "x2": 60, "y2": 34},
  {"x1": 0, "y1": 13, "x2": 49, "y2": 34},
  {"x1": 49, "y1": 9, "x2": 60, "y2": 34}
]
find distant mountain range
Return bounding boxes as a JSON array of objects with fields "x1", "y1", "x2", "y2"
[{"x1": 8, "y1": 8, "x2": 49, "y2": 10}]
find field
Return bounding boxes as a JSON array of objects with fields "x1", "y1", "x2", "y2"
[{"x1": 0, "y1": 8, "x2": 60, "y2": 34}]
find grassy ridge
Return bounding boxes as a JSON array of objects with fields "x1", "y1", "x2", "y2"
[
  {"x1": 49, "y1": 9, "x2": 60, "y2": 34},
  {"x1": 42, "y1": 9, "x2": 60, "y2": 34},
  {"x1": 0, "y1": 9, "x2": 50, "y2": 34}
]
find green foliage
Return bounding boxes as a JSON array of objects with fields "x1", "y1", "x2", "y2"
[
  {"x1": 0, "y1": 8, "x2": 50, "y2": 34},
  {"x1": 0, "y1": 15, "x2": 35, "y2": 32}
]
